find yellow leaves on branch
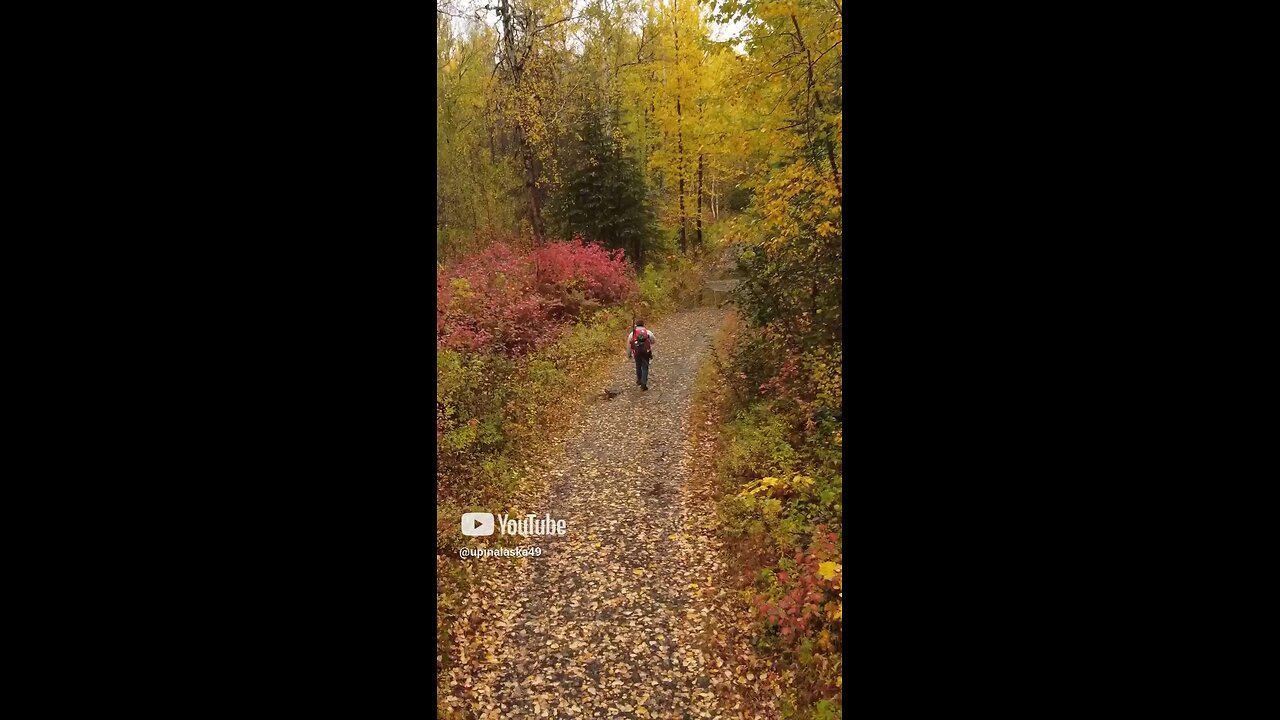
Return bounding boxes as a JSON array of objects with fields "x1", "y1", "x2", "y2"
[
  {"x1": 739, "y1": 474, "x2": 816, "y2": 499},
  {"x1": 753, "y1": 158, "x2": 841, "y2": 251},
  {"x1": 756, "y1": 2, "x2": 801, "y2": 19}
]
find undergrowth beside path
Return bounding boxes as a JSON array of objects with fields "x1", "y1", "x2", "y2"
[{"x1": 689, "y1": 309, "x2": 844, "y2": 719}]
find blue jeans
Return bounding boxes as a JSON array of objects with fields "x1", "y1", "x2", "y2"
[{"x1": 635, "y1": 356, "x2": 650, "y2": 386}]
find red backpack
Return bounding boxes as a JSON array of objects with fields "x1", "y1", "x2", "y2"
[{"x1": 632, "y1": 327, "x2": 651, "y2": 357}]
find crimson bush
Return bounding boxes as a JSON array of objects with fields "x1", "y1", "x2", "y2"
[{"x1": 437, "y1": 234, "x2": 636, "y2": 355}]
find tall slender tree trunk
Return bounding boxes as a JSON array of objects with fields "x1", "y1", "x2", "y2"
[
  {"x1": 516, "y1": 125, "x2": 545, "y2": 242},
  {"x1": 641, "y1": 103, "x2": 648, "y2": 169},
  {"x1": 677, "y1": 128, "x2": 686, "y2": 252},
  {"x1": 713, "y1": 173, "x2": 720, "y2": 220},
  {"x1": 696, "y1": 153, "x2": 704, "y2": 247},
  {"x1": 499, "y1": 0, "x2": 545, "y2": 242},
  {"x1": 674, "y1": 1, "x2": 686, "y2": 252}
]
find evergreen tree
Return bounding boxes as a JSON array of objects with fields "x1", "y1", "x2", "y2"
[{"x1": 547, "y1": 108, "x2": 658, "y2": 267}]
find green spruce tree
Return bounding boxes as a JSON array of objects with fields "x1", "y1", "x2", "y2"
[{"x1": 548, "y1": 107, "x2": 658, "y2": 267}]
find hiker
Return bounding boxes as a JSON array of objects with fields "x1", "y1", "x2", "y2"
[{"x1": 627, "y1": 321, "x2": 656, "y2": 391}]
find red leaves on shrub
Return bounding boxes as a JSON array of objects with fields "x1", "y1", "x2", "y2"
[
  {"x1": 437, "y1": 234, "x2": 636, "y2": 355},
  {"x1": 757, "y1": 525, "x2": 842, "y2": 645},
  {"x1": 529, "y1": 234, "x2": 635, "y2": 305},
  {"x1": 759, "y1": 354, "x2": 801, "y2": 395}
]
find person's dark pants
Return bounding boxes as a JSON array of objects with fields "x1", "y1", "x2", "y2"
[{"x1": 635, "y1": 356, "x2": 650, "y2": 386}]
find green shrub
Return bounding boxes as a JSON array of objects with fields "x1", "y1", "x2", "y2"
[
  {"x1": 637, "y1": 266, "x2": 674, "y2": 315},
  {"x1": 540, "y1": 307, "x2": 627, "y2": 373},
  {"x1": 718, "y1": 402, "x2": 799, "y2": 484},
  {"x1": 661, "y1": 255, "x2": 706, "y2": 306},
  {"x1": 634, "y1": 254, "x2": 708, "y2": 316}
]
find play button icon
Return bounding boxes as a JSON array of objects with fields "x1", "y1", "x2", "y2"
[{"x1": 461, "y1": 512, "x2": 495, "y2": 537}]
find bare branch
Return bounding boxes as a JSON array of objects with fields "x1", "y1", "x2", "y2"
[
  {"x1": 764, "y1": 62, "x2": 805, "y2": 79},
  {"x1": 617, "y1": 54, "x2": 655, "y2": 69},
  {"x1": 771, "y1": 50, "x2": 802, "y2": 68},
  {"x1": 815, "y1": 40, "x2": 842, "y2": 63},
  {"x1": 534, "y1": 16, "x2": 577, "y2": 33}
]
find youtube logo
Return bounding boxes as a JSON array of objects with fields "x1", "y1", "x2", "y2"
[{"x1": 461, "y1": 512, "x2": 495, "y2": 537}]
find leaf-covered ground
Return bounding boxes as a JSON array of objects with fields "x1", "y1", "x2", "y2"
[{"x1": 440, "y1": 307, "x2": 780, "y2": 719}]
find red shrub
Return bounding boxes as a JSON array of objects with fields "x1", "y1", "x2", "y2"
[
  {"x1": 437, "y1": 235, "x2": 634, "y2": 355},
  {"x1": 530, "y1": 234, "x2": 636, "y2": 305}
]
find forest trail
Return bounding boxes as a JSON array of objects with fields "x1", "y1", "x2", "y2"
[{"x1": 441, "y1": 306, "x2": 777, "y2": 719}]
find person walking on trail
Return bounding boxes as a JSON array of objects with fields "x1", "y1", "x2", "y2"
[{"x1": 627, "y1": 321, "x2": 656, "y2": 391}]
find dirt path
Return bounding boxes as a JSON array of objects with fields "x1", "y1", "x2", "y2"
[{"x1": 440, "y1": 307, "x2": 774, "y2": 719}]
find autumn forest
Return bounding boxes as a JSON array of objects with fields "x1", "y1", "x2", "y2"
[{"x1": 438, "y1": 0, "x2": 842, "y2": 716}]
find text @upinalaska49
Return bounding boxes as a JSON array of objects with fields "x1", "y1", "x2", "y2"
[{"x1": 460, "y1": 546, "x2": 544, "y2": 559}]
